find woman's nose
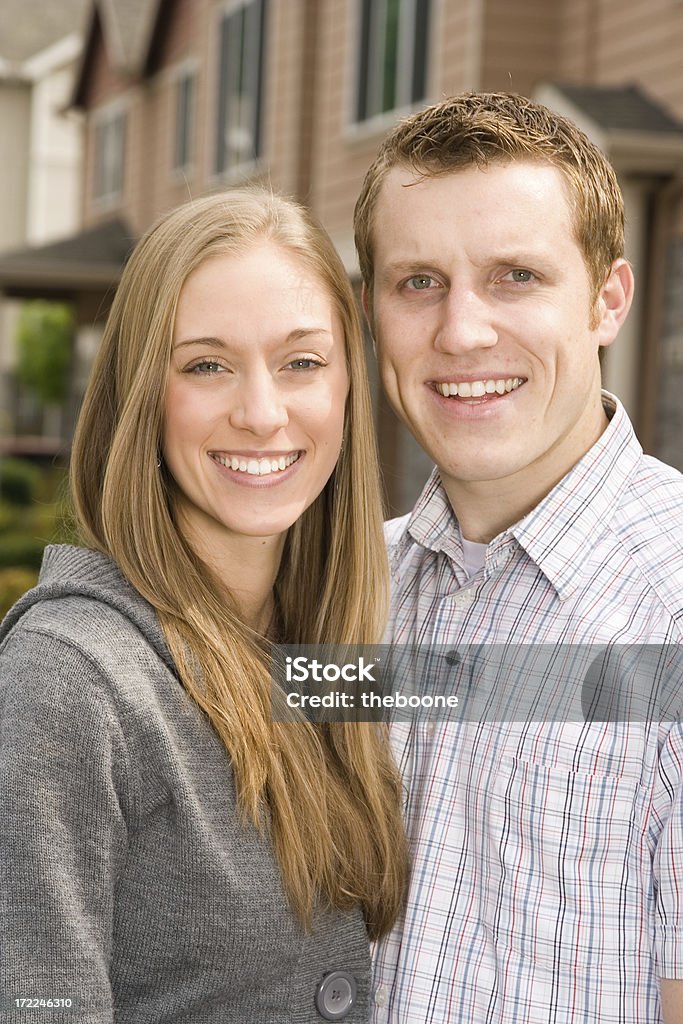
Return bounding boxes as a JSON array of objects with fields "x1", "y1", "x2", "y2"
[{"x1": 228, "y1": 371, "x2": 289, "y2": 437}]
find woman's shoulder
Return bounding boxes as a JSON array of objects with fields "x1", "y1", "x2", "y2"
[
  {"x1": 0, "y1": 544, "x2": 181, "y2": 726},
  {"x1": 1, "y1": 544, "x2": 172, "y2": 667}
]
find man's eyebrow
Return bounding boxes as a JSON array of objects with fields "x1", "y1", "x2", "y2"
[
  {"x1": 377, "y1": 251, "x2": 558, "y2": 277},
  {"x1": 173, "y1": 327, "x2": 334, "y2": 350},
  {"x1": 376, "y1": 260, "x2": 439, "y2": 280}
]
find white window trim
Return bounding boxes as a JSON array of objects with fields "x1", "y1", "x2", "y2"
[
  {"x1": 209, "y1": 0, "x2": 267, "y2": 184},
  {"x1": 168, "y1": 58, "x2": 200, "y2": 180},
  {"x1": 344, "y1": 0, "x2": 439, "y2": 139},
  {"x1": 91, "y1": 96, "x2": 129, "y2": 212}
]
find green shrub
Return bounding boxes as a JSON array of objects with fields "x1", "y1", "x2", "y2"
[
  {"x1": 0, "y1": 458, "x2": 41, "y2": 506},
  {"x1": 0, "y1": 533, "x2": 46, "y2": 570},
  {"x1": 16, "y1": 301, "x2": 73, "y2": 404},
  {"x1": 0, "y1": 566, "x2": 38, "y2": 618},
  {"x1": 31, "y1": 500, "x2": 75, "y2": 544},
  {"x1": 0, "y1": 500, "x2": 19, "y2": 533}
]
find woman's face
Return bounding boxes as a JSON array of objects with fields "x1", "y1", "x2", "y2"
[{"x1": 162, "y1": 241, "x2": 349, "y2": 552}]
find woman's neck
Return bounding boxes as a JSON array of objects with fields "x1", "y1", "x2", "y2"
[
  {"x1": 176, "y1": 508, "x2": 286, "y2": 633},
  {"x1": 215, "y1": 534, "x2": 284, "y2": 633}
]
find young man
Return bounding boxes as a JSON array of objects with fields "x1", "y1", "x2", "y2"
[{"x1": 354, "y1": 93, "x2": 683, "y2": 1023}]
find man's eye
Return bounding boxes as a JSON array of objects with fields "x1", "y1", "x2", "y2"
[
  {"x1": 405, "y1": 275, "x2": 436, "y2": 291},
  {"x1": 506, "y1": 269, "x2": 535, "y2": 284}
]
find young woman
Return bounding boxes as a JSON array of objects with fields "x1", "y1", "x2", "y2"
[{"x1": 0, "y1": 188, "x2": 407, "y2": 1023}]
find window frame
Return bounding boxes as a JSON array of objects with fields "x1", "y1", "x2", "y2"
[
  {"x1": 91, "y1": 100, "x2": 128, "y2": 209},
  {"x1": 170, "y1": 60, "x2": 199, "y2": 179},
  {"x1": 213, "y1": 0, "x2": 268, "y2": 180},
  {"x1": 351, "y1": 0, "x2": 433, "y2": 131}
]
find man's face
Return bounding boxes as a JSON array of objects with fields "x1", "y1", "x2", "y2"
[{"x1": 366, "y1": 161, "x2": 630, "y2": 509}]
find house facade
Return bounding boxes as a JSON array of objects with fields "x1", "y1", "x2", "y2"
[
  {"x1": 0, "y1": 0, "x2": 87, "y2": 448},
  {"x1": 2, "y1": 0, "x2": 682, "y2": 510}
]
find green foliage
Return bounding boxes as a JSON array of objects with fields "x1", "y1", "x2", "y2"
[
  {"x1": 0, "y1": 500, "x2": 19, "y2": 532},
  {"x1": 16, "y1": 300, "x2": 73, "y2": 404},
  {"x1": 0, "y1": 458, "x2": 41, "y2": 506},
  {"x1": 0, "y1": 532, "x2": 46, "y2": 569},
  {"x1": 0, "y1": 461, "x2": 73, "y2": 585},
  {"x1": 0, "y1": 566, "x2": 38, "y2": 618}
]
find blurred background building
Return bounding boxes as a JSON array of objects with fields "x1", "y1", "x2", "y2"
[{"x1": 0, "y1": 0, "x2": 682, "y2": 516}]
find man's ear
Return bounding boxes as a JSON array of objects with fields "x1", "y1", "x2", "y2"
[{"x1": 595, "y1": 259, "x2": 635, "y2": 348}]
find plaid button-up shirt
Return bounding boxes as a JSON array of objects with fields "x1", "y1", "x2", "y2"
[{"x1": 372, "y1": 395, "x2": 683, "y2": 1023}]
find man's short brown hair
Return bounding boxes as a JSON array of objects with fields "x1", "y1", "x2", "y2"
[{"x1": 354, "y1": 92, "x2": 625, "y2": 301}]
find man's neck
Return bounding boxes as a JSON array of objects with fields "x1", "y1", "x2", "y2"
[{"x1": 444, "y1": 404, "x2": 612, "y2": 544}]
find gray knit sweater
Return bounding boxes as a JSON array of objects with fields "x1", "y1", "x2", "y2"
[{"x1": 0, "y1": 545, "x2": 371, "y2": 1023}]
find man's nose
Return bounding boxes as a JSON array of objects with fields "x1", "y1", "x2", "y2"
[
  {"x1": 228, "y1": 370, "x2": 289, "y2": 436},
  {"x1": 434, "y1": 286, "x2": 498, "y2": 354}
]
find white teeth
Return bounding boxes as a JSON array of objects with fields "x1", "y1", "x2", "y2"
[
  {"x1": 438, "y1": 377, "x2": 524, "y2": 398},
  {"x1": 213, "y1": 453, "x2": 300, "y2": 476}
]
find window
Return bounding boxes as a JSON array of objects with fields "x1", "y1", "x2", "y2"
[
  {"x1": 215, "y1": 0, "x2": 267, "y2": 175},
  {"x1": 356, "y1": 0, "x2": 431, "y2": 123},
  {"x1": 93, "y1": 108, "x2": 126, "y2": 203},
  {"x1": 173, "y1": 71, "x2": 196, "y2": 173}
]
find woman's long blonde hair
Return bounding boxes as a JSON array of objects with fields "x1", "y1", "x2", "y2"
[{"x1": 70, "y1": 186, "x2": 408, "y2": 937}]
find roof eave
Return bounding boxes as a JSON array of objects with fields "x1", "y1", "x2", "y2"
[
  {"x1": 0, "y1": 261, "x2": 123, "y2": 298},
  {"x1": 606, "y1": 130, "x2": 683, "y2": 175}
]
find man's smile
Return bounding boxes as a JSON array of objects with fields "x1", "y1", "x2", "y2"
[{"x1": 432, "y1": 376, "x2": 526, "y2": 398}]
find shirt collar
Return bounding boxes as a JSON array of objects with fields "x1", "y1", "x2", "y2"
[
  {"x1": 511, "y1": 392, "x2": 642, "y2": 600},
  {"x1": 391, "y1": 393, "x2": 642, "y2": 600},
  {"x1": 390, "y1": 467, "x2": 463, "y2": 574}
]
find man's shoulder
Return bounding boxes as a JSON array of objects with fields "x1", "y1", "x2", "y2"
[
  {"x1": 616, "y1": 451, "x2": 682, "y2": 533},
  {"x1": 609, "y1": 452, "x2": 683, "y2": 617}
]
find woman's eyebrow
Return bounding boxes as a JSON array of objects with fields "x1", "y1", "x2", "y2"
[
  {"x1": 173, "y1": 336, "x2": 228, "y2": 350},
  {"x1": 174, "y1": 327, "x2": 334, "y2": 350}
]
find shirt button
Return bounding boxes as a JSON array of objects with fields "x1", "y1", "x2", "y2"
[
  {"x1": 453, "y1": 590, "x2": 475, "y2": 610},
  {"x1": 315, "y1": 971, "x2": 357, "y2": 1020},
  {"x1": 374, "y1": 984, "x2": 389, "y2": 1007}
]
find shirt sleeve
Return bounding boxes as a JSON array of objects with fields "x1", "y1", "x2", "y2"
[
  {"x1": 653, "y1": 719, "x2": 683, "y2": 978},
  {"x1": 0, "y1": 625, "x2": 133, "y2": 1023}
]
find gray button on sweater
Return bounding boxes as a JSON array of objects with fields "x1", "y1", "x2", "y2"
[{"x1": 0, "y1": 546, "x2": 371, "y2": 1023}]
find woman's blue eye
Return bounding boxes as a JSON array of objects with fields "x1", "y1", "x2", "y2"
[
  {"x1": 190, "y1": 361, "x2": 222, "y2": 374},
  {"x1": 509, "y1": 269, "x2": 534, "y2": 283},
  {"x1": 286, "y1": 358, "x2": 321, "y2": 370}
]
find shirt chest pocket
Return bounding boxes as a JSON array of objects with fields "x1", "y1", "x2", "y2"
[{"x1": 481, "y1": 756, "x2": 646, "y2": 965}]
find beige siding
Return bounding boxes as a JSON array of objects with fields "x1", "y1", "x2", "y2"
[
  {"x1": 0, "y1": 83, "x2": 31, "y2": 251},
  {"x1": 82, "y1": 20, "x2": 131, "y2": 107},
  {"x1": 558, "y1": 0, "x2": 683, "y2": 119},
  {"x1": 480, "y1": 0, "x2": 563, "y2": 96},
  {"x1": 260, "y1": 0, "x2": 306, "y2": 196},
  {"x1": 439, "y1": 0, "x2": 482, "y2": 95},
  {"x1": 594, "y1": 0, "x2": 683, "y2": 117}
]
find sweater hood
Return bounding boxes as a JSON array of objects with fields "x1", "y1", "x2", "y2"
[{"x1": 0, "y1": 545, "x2": 175, "y2": 673}]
